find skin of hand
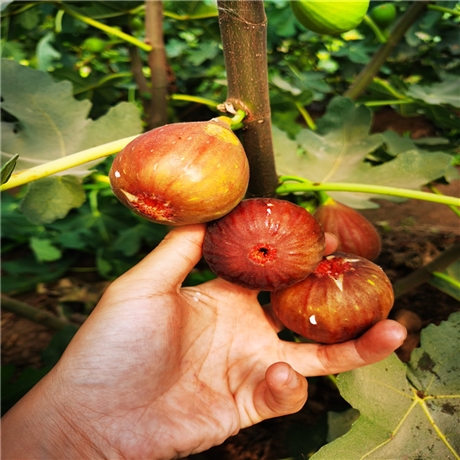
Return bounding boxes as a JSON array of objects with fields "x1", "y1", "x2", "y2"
[{"x1": 1, "y1": 224, "x2": 407, "y2": 460}]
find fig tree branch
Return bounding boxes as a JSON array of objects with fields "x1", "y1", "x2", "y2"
[
  {"x1": 145, "y1": 0, "x2": 168, "y2": 128},
  {"x1": 393, "y1": 243, "x2": 460, "y2": 298},
  {"x1": 1, "y1": 294, "x2": 80, "y2": 331},
  {"x1": 344, "y1": 1, "x2": 427, "y2": 101},
  {"x1": 217, "y1": 0, "x2": 278, "y2": 197}
]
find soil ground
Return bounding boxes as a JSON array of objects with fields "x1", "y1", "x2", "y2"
[{"x1": 2, "y1": 109, "x2": 459, "y2": 459}]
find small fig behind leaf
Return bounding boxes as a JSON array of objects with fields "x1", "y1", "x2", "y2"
[
  {"x1": 314, "y1": 198, "x2": 381, "y2": 261},
  {"x1": 203, "y1": 198, "x2": 325, "y2": 291},
  {"x1": 109, "y1": 118, "x2": 249, "y2": 226},
  {"x1": 271, "y1": 252, "x2": 394, "y2": 344}
]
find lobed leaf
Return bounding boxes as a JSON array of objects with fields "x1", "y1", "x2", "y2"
[
  {"x1": 1, "y1": 59, "x2": 142, "y2": 178},
  {"x1": 311, "y1": 312, "x2": 460, "y2": 459},
  {"x1": 273, "y1": 96, "x2": 456, "y2": 208}
]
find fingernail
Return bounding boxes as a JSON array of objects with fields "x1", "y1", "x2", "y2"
[{"x1": 285, "y1": 370, "x2": 301, "y2": 389}]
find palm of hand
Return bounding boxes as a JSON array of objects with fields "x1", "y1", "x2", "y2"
[{"x1": 48, "y1": 225, "x2": 405, "y2": 459}]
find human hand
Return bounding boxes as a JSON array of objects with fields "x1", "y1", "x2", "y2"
[{"x1": 2, "y1": 224, "x2": 406, "y2": 460}]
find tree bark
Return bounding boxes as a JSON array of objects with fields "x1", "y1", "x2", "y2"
[
  {"x1": 145, "y1": 0, "x2": 168, "y2": 128},
  {"x1": 217, "y1": 0, "x2": 278, "y2": 197}
]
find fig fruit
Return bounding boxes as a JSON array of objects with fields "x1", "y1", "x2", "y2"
[
  {"x1": 370, "y1": 3, "x2": 397, "y2": 29},
  {"x1": 203, "y1": 198, "x2": 326, "y2": 291},
  {"x1": 109, "y1": 118, "x2": 249, "y2": 225},
  {"x1": 271, "y1": 252, "x2": 394, "y2": 344},
  {"x1": 290, "y1": 0, "x2": 369, "y2": 35},
  {"x1": 314, "y1": 197, "x2": 381, "y2": 261}
]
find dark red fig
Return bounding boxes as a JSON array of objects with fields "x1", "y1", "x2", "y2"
[
  {"x1": 203, "y1": 198, "x2": 326, "y2": 291},
  {"x1": 314, "y1": 198, "x2": 381, "y2": 261},
  {"x1": 271, "y1": 252, "x2": 394, "y2": 344},
  {"x1": 109, "y1": 118, "x2": 249, "y2": 225}
]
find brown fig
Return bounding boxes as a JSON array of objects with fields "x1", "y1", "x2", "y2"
[
  {"x1": 314, "y1": 197, "x2": 381, "y2": 260},
  {"x1": 203, "y1": 198, "x2": 326, "y2": 291},
  {"x1": 271, "y1": 252, "x2": 394, "y2": 343},
  {"x1": 109, "y1": 118, "x2": 249, "y2": 225}
]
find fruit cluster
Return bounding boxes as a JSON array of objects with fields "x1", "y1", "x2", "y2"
[{"x1": 110, "y1": 119, "x2": 393, "y2": 344}]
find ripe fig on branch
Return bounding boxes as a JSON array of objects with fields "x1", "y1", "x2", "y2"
[
  {"x1": 271, "y1": 252, "x2": 394, "y2": 344},
  {"x1": 109, "y1": 118, "x2": 249, "y2": 225},
  {"x1": 314, "y1": 197, "x2": 381, "y2": 261},
  {"x1": 203, "y1": 198, "x2": 326, "y2": 291}
]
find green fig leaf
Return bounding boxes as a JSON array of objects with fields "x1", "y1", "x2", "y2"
[
  {"x1": 0, "y1": 59, "x2": 142, "y2": 178},
  {"x1": 311, "y1": 312, "x2": 460, "y2": 460},
  {"x1": 407, "y1": 75, "x2": 460, "y2": 109},
  {"x1": 273, "y1": 96, "x2": 455, "y2": 208},
  {"x1": 19, "y1": 176, "x2": 86, "y2": 225},
  {"x1": 1, "y1": 153, "x2": 19, "y2": 185}
]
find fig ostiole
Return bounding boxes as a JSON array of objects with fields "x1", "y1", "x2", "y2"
[
  {"x1": 271, "y1": 252, "x2": 394, "y2": 344},
  {"x1": 314, "y1": 197, "x2": 381, "y2": 261},
  {"x1": 109, "y1": 118, "x2": 249, "y2": 226},
  {"x1": 203, "y1": 198, "x2": 326, "y2": 291}
]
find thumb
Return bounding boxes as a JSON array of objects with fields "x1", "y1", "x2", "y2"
[
  {"x1": 252, "y1": 362, "x2": 308, "y2": 424},
  {"x1": 118, "y1": 223, "x2": 206, "y2": 290}
]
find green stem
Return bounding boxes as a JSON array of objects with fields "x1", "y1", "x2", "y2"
[
  {"x1": 276, "y1": 177, "x2": 460, "y2": 207},
  {"x1": 428, "y1": 185, "x2": 460, "y2": 217},
  {"x1": 58, "y1": 3, "x2": 152, "y2": 52},
  {"x1": 0, "y1": 136, "x2": 138, "y2": 192},
  {"x1": 362, "y1": 14, "x2": 387, "y2": 44},
  {"x1": 432, "y1": 271, "x2": 460, "y2": 291},
  {"x1": 364, "y1": 99, "x2": 415, "y2": 107},
  {"x1": 295, "y1": 102, "x2": 317, "y2": 131},
  {"x1": 372, "y1": 78, "x2": 408, "y2": 99},
  {"x1": 344, "y1": 2, "x2": 427, "y2": 101},
  {"x1": 427, "y1": 4, "x2": 460, "y2": 17},
  {"x1": 316, "y1": 190, "x2": 331, "y2": 205},
  {"x1": 170, "y1": 94, "x2": 220, "y2": 108},
  {"x1": 73, "y1": 72, "x2": 133, "y2": 95}
]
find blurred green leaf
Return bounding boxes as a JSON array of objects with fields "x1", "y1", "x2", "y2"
[
  {"x1": 407, "y1": 75, "x2": 460, "y2": 108},
  {"x1": 19, "y1": 176, "x2": 86, "y2": 225},
  {"x1": 163, "y1": 0, "x2": 218, "y2": 20},
  {"x1": 1, "y1": 59, "x2": 142, "y2": 178},
  {"x1": 1, "y1": 153, "x2": 19, "y2": 185},
  {"x1": 430, "y1": 260, "x2": 460, "y2": 301},
  {"x1": 30, "y1": 236, "x2": 62, "y2": 262},
  {"x1": 274, "y1": 97, "x2": 456, "y2": 208},
  {"x1": 311, "y1": 312, "x2": 460, "y2": 460}
]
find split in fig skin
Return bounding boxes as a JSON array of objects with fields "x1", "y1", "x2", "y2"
[
  {"x1": 271, "y1": 252, "x2": 394, "y2": 344},
  {"x1": 203, "y1": 198, "x2": 326, "y2": 291},
  {"x1": 109, "y1": 118, "x2": 249, "y2": 226},
  {"x1": 314, "y1": 198, "x2": 382, "y2": 261}
]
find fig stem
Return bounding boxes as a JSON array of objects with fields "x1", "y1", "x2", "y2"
[
  {"x1": 0, "y1": 135, "x2": 138, "y2": 192},
  {"x1": 170, "y1": 94, "x2": 220, "y2": 108},
  {"x1": 316, "y1": 191, "x2": 332, "y2": 206},
  {"x1": 277, "y1": 177, "x2": 460, "y2": 207},
  {"x1": 362, "y1": 15, "x2": 388, "y2": 44}
]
